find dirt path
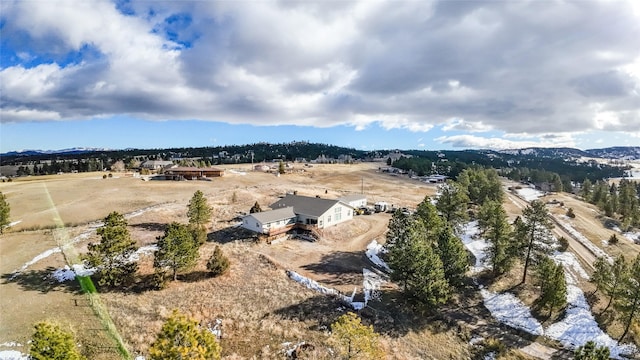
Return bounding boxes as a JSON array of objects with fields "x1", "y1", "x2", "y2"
[{"x1": 505, "y1": 191, "x2": 597, "y2": 271}]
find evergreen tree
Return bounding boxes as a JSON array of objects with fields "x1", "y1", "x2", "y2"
[
  {"x1": 414, "y1": 195, "x2": 443, "y2": 238},
  {"x1": 457, "y1": 168, "x2": 503, "y2": 206},
  {"x1": 408, "y1": 231, "x2": 450, "y2": 306},
  {"x1": 435, "y1": 226, "x2": 468, "y2": 288},
  {"x1": 618, "y1": 179, "x2": 639, "y2": 229},
  {"x1": 206, "y1": 246, "x2": 230, "y2": 276},
  {"x1": 574, "y1": 341, "x2": 610, "y2": 360},
  {"x1": 590, "y1": 180, "x2": 609, "y2": 208},
  {"x1": 514, "y1": 201, "x2": 555, "y2": 284},
  {"x1": 551, "y1": 173, "x2": 563, "y2": 193},
  {"x1": 249, "y1": 201, "x2": 263, "y2": 214},
  {"x1": 331, "y1": 312, "x2": 384, "y2": 360},
  {"x1": 478, "y1": 200, "x2": 514, "y2": 276},
  {"x1": 0, "y1": 191, "x2": 10, "y2": 234},
  {"x1": 596, "y1": 255, "x2": 629, "y2": 314},
  {"x1": 187, "y1": 190, "x2": 212, "y2": 230},
  {"x1": 278, "y1": 160, "x2": 285, "y2": 174},
  {"x1": 84, "y1": 212, "x2": 138, "y2": 288},
  {"x1": 435, "y1": 180, "x2": 469, "y2": 233},
  {"x1": 154, "y1": 223, "x2": 200, "y2": 281},
  {"x1": 536, "y1": 257, "x2": 567, "y2": 316},
  {"x1": 149, "y1": 310, "x2": 221, "y2": 360},
  {"x1": 30, "y1": 322, "x2": 85, "y2": 360},
  {"x1": 589, "y1": 257, "x2": 611, "y2": 296},
  {"x1": 383, "y1": 212, "x2": 421, "y2": 291},
  {"x1": 616, "y1": 254, "x2": 640, "y2": 343}
]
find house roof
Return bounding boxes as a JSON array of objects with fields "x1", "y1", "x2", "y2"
[
  {"x1": 270, "y1": 194, "x2": 352, "y2": 218},
  {"x1": 337, "y1": 194, "x2": 367, "y2": 203},
  {"x1": 166, "y1": 167, "x2": 225, "y2": 172},
  {"x1": 246, "y1": 207, "x2": 297, "y2": 224}
]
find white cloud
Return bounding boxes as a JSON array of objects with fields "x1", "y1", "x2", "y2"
[
  {"x1": 436, "y1": 134, "x2": 576, "y2": 150},
  {"x1": 1, "y1": 0, "x2": 639, "y2": 144}
]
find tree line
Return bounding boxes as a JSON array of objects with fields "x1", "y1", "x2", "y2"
[
  {"x1": 383, "y1": 167, "x2": 568, "y2": 316},
  {"x1": 580, "y1": 178, "x2": 640, "y2": 230}
]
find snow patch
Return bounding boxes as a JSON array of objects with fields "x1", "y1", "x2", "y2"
[
  {"x1": 515, "y1": 187, "x2": 545, "y2": 202},
  {"x1": 0, "y1": 343, "x2": 21, "y2": 348},
  {"x1": 554, "y1": 218, "x2": 612, "y2": 262},
  {"x1": 480, "y1": 289, "x2": 544, "y2": 336},
  {"x1": 461, "y1": 222, "x2": 489, "y2": 273},
  {"x1": 0, "y1": 350, "x2": 29, "y2": 360},
  {"x1": 51, "y1": 264, "x2": 97, "y2": 282},
  {"x1": 6, "y1": 220, "x2": 22, "y2": 228},
  {"x1": 365, "y1": 240, "x2": 390, "y2": 272},
  {"x1": 228, "y1": 170, "x2": 247, "y2": 175},
  {"x1": 362, "y1": 268, "x2": 384, "y2": 303}
]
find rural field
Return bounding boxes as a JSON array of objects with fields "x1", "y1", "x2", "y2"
[{"x1": 1, "y1": 162, "x2": 638, "y2": 359}]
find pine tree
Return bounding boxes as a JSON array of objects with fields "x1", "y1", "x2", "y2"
[
  {"x1": 616, "y1": 254, "x2": 640, "y2": 343},
  {"x1": 581, "y1": 179, "x2": 593, "y2": 201},
  {"x1": 84, "y1": 212, "x2": 138, "y2": 288},
  {"x1": 457, "y1": 167, "x2": 503, "y2": 206},
  {"x1": 331, "y1": 312, "x2": 383, "y2": 360},
  {"x1": 149, "y1": 310, "x2": 221, "y2": 360},
  {"x1": 154, "y1": 222, "x2": 200, "y2": 281},
  {"x1": 536, "y1": 257, "x2": 567, "y2": 316},
  {"x1": 598, "y1": 255, "x2": 629, "y2": 314},
  {"x1": 0, "y1": 191, "x2": 10, "y2": 234},
  {"x1": 408, "y1": 232, "x2": 450, "y2": 306},
  {"x1": 249, "y1": 201, "x2": 263, "y2": 213},
  {"x1": 30, "y1": 322, "x2": 85, "y2": 360},
  {"x1": 515, "y1": 201, "x2": 555, "y2": 284},
  {"x1": 552, "y1": 174, "x2": 563, "y2": 193},
  {"x1": 574, "y1": 341, "x2": 610, "y2": 360},
  {"x1": 435, "y1": 226, "x2": 468, "y2": 288},
  {"x1": 188, "y1": 190, "x2": 212, "y2": 230},
  {"x1": 383, "y1": 211, "x2": 421, "y2": 291},
  {"x1": 206, "y1": 246, "x2": 230, "y2": 276},
  {"x1": 414, "y1": 196, "x2": 443, "y2": 238},
  {"x1": 435, "y1": 180, "x2": 469, "y2": 233},
  {"x1": 384, "y1": 215, "x2": 450, "y2": 306},
  {"x1": 478, "y1": 201, "x2": 514, "y2": 276}
]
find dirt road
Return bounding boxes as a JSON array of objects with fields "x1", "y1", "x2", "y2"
[{"x1": 505, "y1": 190, "x2": 597, "y2": 271}]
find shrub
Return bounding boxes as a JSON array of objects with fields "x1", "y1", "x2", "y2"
[
  {"x1": 566, "y1": 208, "x2": 576, "y2": 218},
  {"x1": 609, "y1": 234, "x2": 618, "y2": 245},
  {"x1": 102, "y1": 174, "x2": 107, "y2": 179},
  {"x1": 558, "y1": 236, "x2": 569, "y2": 252},
  {"x1": 207, "y1": 246, "x2": 230, "y2": 276},
  {"x1": 30, "y1": 322, "x2": 85, "y2": 360}
]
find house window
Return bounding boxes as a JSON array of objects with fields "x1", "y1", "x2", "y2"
[
  {"x1": 334, "y1": 206, "x2": 342, "y2": 221},
  {"x1": 256, "y1": 222, "x2": 260, "y2": 228}
]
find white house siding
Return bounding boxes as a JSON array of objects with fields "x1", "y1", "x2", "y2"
[
  {"x1": 242, "y1": 214, "x2": 296, "y2": 234},
  {"x1": 317, "y1": 203, "x2": 353, "y2": 229}
]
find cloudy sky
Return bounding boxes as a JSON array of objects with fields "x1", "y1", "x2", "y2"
[{"x1": 1, "y1": 0, "x2": 639, "y2": 152}]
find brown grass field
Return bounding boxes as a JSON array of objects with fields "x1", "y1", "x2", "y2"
[{"x1": 1, "y1": 164, "x2": 637, "y2": 358}]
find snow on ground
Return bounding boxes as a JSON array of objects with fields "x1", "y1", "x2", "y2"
[
  {"x1": 546, "y1": 251, "x2": 636, "y2": 358},
  {"x1": 287, "y1": 270, "x2": 358, "y2": 309},
  {"x1": 554, "y1": 218, "x2": 612, "y2": 263},
  {"x1": 51, "y1": 264, "x2": 97, "y2": 282},
  {"x1": 10, "y1": 248, "x2": 62, "y2": 279},
  {"x1": 365, "y1": 240, "x2": 391, "y2": 272},
  {"x1": 10, "y1": 205, "x2": 166, "y2": 277},
  {"x1": 6, "y1": 220, "x2": 22, "y2": 228},
  {"x1": 460, "y1": 221, "x2": 490, "y2": 274},
  {"x1": 0, "y1": 344, "x2": 20, "y2": 348},
  {"x1": 0, "y1": 351, "x2": 28, "y2": 360},
  {"x1": 461, "y1": 221, "x2": 637, "y2": 358},
  {"x1": 515, "y1": 187, "x2": 545, "y2": 202},
  {"x1": 362, "y1": 268, "x2": 384, "y2": 303},
  {"x1": 480, "y1": 289, "x2": 544, "y2": 336}
]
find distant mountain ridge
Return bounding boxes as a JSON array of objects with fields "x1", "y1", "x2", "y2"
[
  {"x1": 498, "y1": 146, "x2": 640, "y2": 160},
  {"x1": 1, "y1": 147, "x2": 111, "y2": 157},
  {"x1": 1, "y1": 144, "x2": 639, "y2": 160}
]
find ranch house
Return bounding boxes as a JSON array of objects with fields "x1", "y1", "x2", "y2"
[{"x1": 241, "y1": 194, "x2": 355, "y2": 235}]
